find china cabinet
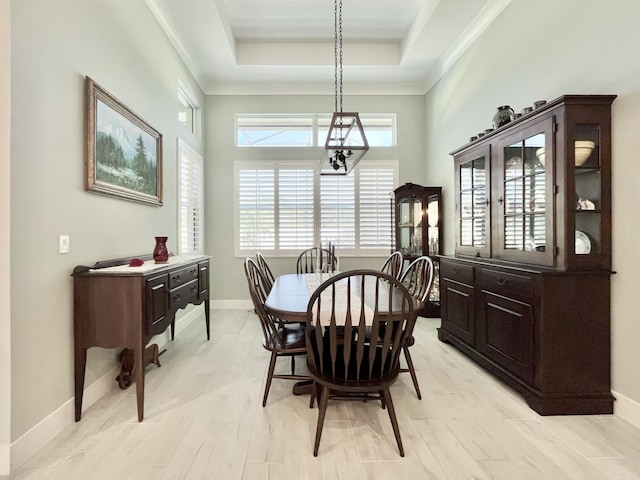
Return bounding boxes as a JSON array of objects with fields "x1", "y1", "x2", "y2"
[
  {"x1": 393, "y1": 183, "x2": 442, "y2": 317},
  {"x1": 438, "y1": 95, "x2": 615, "y2": 415}
]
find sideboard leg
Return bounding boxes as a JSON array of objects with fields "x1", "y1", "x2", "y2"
[
  {"x1": 74, "y1": 345, "x2": 87, "y2": 421},
  {"x1": 134, "y1": 346, "x2": 145, "y2": 422},
  {"x1": 205, "y1": 299, "x2": 211, "y2": 340}
]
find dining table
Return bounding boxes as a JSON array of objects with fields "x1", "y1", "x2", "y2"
[
  {"x1": 265, "y1": 271, "x2": 423, "y2": 321},
  {"x1": 263, "y1": 272, "x2": 313, "y2": 323},
  {"x1": 264, "y1": 271, "x2": 423, "y2": 395}
]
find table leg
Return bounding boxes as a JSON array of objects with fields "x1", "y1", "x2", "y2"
[{"x1": 292, "y1": 380, "x2": 314, "y2": 395}]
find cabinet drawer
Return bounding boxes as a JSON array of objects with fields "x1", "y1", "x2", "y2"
[
  {"x1": 441, "y1": 261, "x2": 474, "y2": 285},
  {"x1": 478, "y1": 268, "x2": 533, "y2": 299},
  {"x1": 170, "y1": 279, "x2": 199, "y2": 309},
  {"x1": 169, "y1": 264, "x2": 199, "y2": 289}
]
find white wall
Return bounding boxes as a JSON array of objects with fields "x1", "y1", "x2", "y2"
[
  {"x1": 0, "y1": 0, "x2": 11, "y2": 473},
  {"x1": 8, "y1": 0, "x2": 204, "y2": 470},
  {"x1": 205, "y1": 94, "x2": 427, "y2": 303},
  {"x1": 423, "y1": 0, "x2": 640, "y2": 418}
]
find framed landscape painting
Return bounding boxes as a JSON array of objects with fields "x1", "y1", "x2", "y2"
[{"x1": 85, "y1": 77, "x2": 163, "y2": 206}]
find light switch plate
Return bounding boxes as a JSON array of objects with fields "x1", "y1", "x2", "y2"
[{"x1": 59, "y1": 235, "x2": 70, "y2": 254}]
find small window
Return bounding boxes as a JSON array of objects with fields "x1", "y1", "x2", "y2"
[
  {"x1": 178, "y1": 87, "x2": 196, "y2": 135},
  {"x1": 236, "y1": 115, "x2": 314, "y2": 147},
  {"x1": 318, "y1": 114, "x2": 396, "y2": 147},
  {"x1": 236, "y1": 114, "x2": 396, "y2": 148}
]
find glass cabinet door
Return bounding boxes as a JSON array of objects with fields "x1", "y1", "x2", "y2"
[
  {"x1": 455, "y1": 145, "x2": 490, "y2": 258},
  {"x1": 426, "y1": 193, "x2": 440, "y2": 256},
  {"x1": 496, "y1": 118, "x2": 554, "y2": 266},
  {"x1": 573, "y1": 124, "x2": 601, "y2": 257},
  {"x1": 397, "y1": 197, "x2": 423, "y2": 257}
]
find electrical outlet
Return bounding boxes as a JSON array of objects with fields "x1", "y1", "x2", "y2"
[{"x1": 59, "y1": 235, "x2": 70, "y2": 254}]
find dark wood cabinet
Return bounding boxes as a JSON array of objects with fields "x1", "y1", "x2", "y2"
[
  {"x1": 439, "y1": 260, "x2": 475, "y2": 344},
  {"x1": 439, "y1": 95, "x2": 615, "y2": 415},
  {"x1": 73, "y1": 255, "x2": 211, "y2": 421},
  {"x1": 393, "y1": 183, "x2": 442, "y2": 316},
  {"x1": 146, "y1": 274, "x2": 169, "y2": 334},
  {"x1": 476, "y1": 267, "x2": 534, "y2": 384}
]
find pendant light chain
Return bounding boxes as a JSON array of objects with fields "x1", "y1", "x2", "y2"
[
  {"x1": 322, "y1": 0, "x2": 368, "y2": 174},
  {"x1": 333, "y1": 0, "x2": 342, "y2": 114},
  {"x1": 338, "y1": 0, "x2": 343, "y2": 114}
]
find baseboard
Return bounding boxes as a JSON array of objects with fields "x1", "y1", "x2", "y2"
[
  {"x1": 0, "y1": 442, "x2": 9, "y2": 475},
  {"x1": 10, "y1": 362, "x2": 118, "y2": 470},
  {"x1": 612, "y1": 389, "x2": 640, "y2": 428},
  {"x1": 8, "y1": 307, "x2": 205, "y2": 474}
]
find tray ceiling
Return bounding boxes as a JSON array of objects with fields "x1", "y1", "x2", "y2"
[{"x1": 145, "y1": 0, "x2": 512, "y2": 95}]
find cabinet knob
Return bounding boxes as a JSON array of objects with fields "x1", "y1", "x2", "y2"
[
  {"x1": 498, "y1": 196, "x2": 504, "y2": 204},
  {"x1": 496, "y1": 278, "x2": 507, "y2": 286}
]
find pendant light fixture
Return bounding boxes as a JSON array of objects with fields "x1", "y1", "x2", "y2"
[{"x1": 319, "y1": 0, "x2": 369, "y2": 175}]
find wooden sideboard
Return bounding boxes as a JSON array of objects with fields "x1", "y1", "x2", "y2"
[
  {"x1": 73, "y1": 254, "x2": 211, "y2": 421},
  {"x1": 438, "y1": 256, "x2": 612, "y2": 415}
]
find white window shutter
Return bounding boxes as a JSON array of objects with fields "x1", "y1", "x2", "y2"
[
  {"x1": 178, "y1": 140, "x2": 204, "y2": 255},
  {"x1": 238, "y1": 169, "x2": 275, "y2": 250}
]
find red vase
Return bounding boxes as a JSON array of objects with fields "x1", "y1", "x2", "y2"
[{"x1": 153, "y1": 236, "x2": 169, "y2": 263}]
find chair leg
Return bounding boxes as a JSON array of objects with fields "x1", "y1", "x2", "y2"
[
  {"x1": 313, "y1": 386, "x2": 330, "y2": 456},
  {"x1": 403, "y1": 345, "x2": 422, "y2": 400},
  {"x1": 262, "y1": 351, "x2": 278, "y2": 407},
  {"x1": 290, "y1": 354, "x2": 296, "y2": 375},
  {"x1": 309, "y1": 382, "x2": 318, "y2": 408},
  {"x1": 382, "y1": 388, "x2": 404, "y2": 457}
]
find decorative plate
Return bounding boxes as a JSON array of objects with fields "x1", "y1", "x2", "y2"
[{"x1": 575, "y1": 230, "x2": 591, "y2": 254}]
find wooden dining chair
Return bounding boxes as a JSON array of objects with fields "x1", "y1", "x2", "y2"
[
  {"x1": 305, "y1": 270, "x2": 416, "y2": 457},
  {"x1": 244, "y1": 258, "x2": 309, "y2": 406},
  {"x1": 381, "y1": 251, "x2": 404, "y2": 279},
  {"x1": 255, "y1": 252, "x2": 275, "y2": 293},
  {"x1": 296, "y1": 246, "x2": 337, "y2": 274},
  {"x1": 398, "y1": 255, "x2": 435, "y2": 399}
]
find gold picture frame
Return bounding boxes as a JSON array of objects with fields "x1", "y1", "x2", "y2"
[{"x1": 85, "y1": 76, "x2": 163, "y2": 206}]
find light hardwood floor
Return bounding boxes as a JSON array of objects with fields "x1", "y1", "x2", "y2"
[{"x1": 6, "y1": 309, "x2": 640, "y2": 479}]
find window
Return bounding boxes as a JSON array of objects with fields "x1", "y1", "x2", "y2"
[
  {"x1": 236, "y1": 115, "x2": 314, "y2": 147},
  {"x1": 178, "y1": 139, "x2": 204, "y2": 254},
  {"x1": 235, "y1": 160, "x2": 398, "y2": 256},
  {"x1": 236, "y1": 114, "x2": 396, "y2": 147},
  {"x1": 317, "y1": 114, "x2": 396, "y2": 147},
  {"x1": 178, "y1": 85, "x2": 197, "y2": 135}
]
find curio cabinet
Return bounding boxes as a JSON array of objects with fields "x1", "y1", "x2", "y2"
[{"x1": 393, "y1": 183, "x2": 442, "y2": 317}]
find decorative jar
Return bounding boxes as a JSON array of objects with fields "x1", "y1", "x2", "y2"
[
  {"x1": 492, "y1": 105, "x2": 515, "y2": 129},
  {"x1": 153, "y1": 236, "x2": 169, "y2": 263}
]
